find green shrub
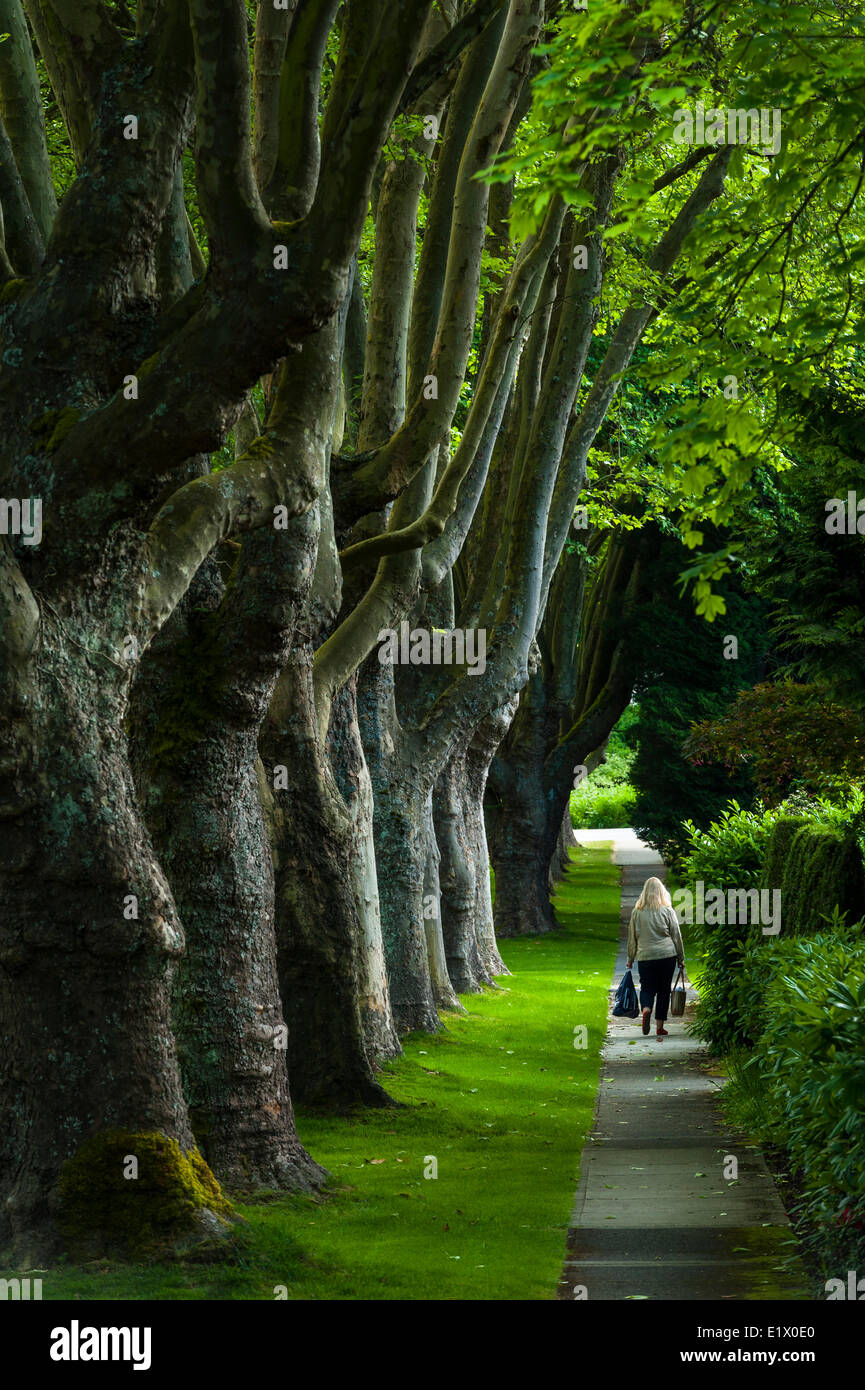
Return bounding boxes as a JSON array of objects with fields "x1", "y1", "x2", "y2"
[
  {"x1": 570, "y1": 780, "x2": 636, "y2": 829},
  {"x1": 625, "y1": 545, "x2": 771, "y2": 866},
  {"x1": 688, "y1": 919, "x2": 753, "y2": 1052},
  {"x1": 684, "y1": 801, "x2": 865, "y2": 1050},
  {"x1": 719, "y1": 1044, "x2": 786, "y2": 1143},
  {"x1": 759, "y1": 814, "x2": 809, "y2": 896},
  {"x1": 679, "y1": 801, "x2": 777, "y2": 1051},
  {"x1": 570, "y1": 710, "x2": 637, "y2": 829},
  {"x1": 755, "y1": 930, "x2": 865, "y2": 1273},
  {"x1": 775, "y1": 822, "x2": 865, "y2": 936},
  {"x1": 681, "y1": 799, "x2": 777, "y2": 889},
  {"x1": 718, "y1": 927, "x2": 865, "y2": 1273},
  {"x1": 732, "y1": 932, "x2": 793, "y2": 1048},
  {"x1": 686, "y1": 915, "x2": 806, "y2": 1054},
  {"x1": 683, "y1": 793, "x2": 865, "y2": 1275},
  {"x1": 727, "y1": 913, "x2": 849, "y2": 1050}
]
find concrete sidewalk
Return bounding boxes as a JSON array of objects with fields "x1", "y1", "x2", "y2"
[{"x1": 557, "y1": 831, "x2": 810, "y2": 1301}]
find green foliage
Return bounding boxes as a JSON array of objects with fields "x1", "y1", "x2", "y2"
[
  {"x1": 679, "y1": 799, "x2": 781, "y2": 1053},
  {"x1": 766, "y1": 821, "x2": 865, "y2": 937},
  {"x1": 759, "y1": 813, "x2": 810, "y2": 901},
  {"x1": 685, "y1": 679, "x2": 865, "y2": 803},
  {"x1": 686, "y1": 800, "x2": 865, "y2": 1051},
  {"x1": 679, "y1": 786, "x2": 863, "y2": 1067},
  {"x1": 760, "y1": 932, "x2": 865, "y2": 1272},
  {"x1": 720, "y1": 1044, "x2": 786, "y2": 1141},
  {"x1": 682, "y1": 799, "x2": 777, "y2": 889},
  {"x1": 738, "y1": 394, "x2": 865, "y2": 709},
  {"x1": 723, "y1": 930, "x2": 865, "y2": 1275},
  {"x1": 624, "y1": 535, "x2": 773, "y2": 864},
  {"x1": 689, "y1": 918, "x2": 754, "y2": 1053},
  {"x1": 482, "y1": 1, "x2": 865, "y2": 612},
  {"x1": 570, "y1": 780, "x2": 636, "y2": 830},
  {"x1": 570, "y1": 705, "x2": 638, "y2": 828}
]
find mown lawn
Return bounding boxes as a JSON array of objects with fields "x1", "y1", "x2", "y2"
[{"x1": 14, "y1": 841, "x2": 620, "y2": 1301}]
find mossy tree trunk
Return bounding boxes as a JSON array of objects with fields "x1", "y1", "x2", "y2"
[
  {"x1": 327, "y1": 679, "x2": 402, "y2": 1066},
  {"x1": 434, "y1": 698, "x2": 515, "y2": 989},
  {"x1": 264, "y1": 648, "x2": 397, "y2": 1107},
  {"x1": 0, "y1": 589, "x2": 225, "y2": 1262},
  {"x1": 487, "y1": 667, "x2": 559, "y2": 937},
  {"x1": 421, "y1": 785, "x2": 466, "y2": 1015},
  {"x1": 434, "y1": 738, "x2": 483, "y2": 993},
  {"x1": 550, "y1": 804, "x2": 577, "y2": 887},
  {"x1": 465, "y1": 704, "x2": 515, "y2": 979},
  {"x1": 357, "y1": 661, "x2": 445, "y2": 1034},
  {"x1": 0, "y1": 0, "x2": 432, "y2": 1255},
  {"x1": 132, "y1": 521, "x2": 326, "y2": 1190}
]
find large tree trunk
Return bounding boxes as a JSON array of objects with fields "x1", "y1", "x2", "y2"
[
  {"x1": 266, "y1": 651, "x2": 397, "y2": 1106},
  {"x1": 327, "y1": 680, "x2": 402, "y2": 1066},
  {"x1": 434, "y1": 739, "x2": 483, "y2": 992},
  {"x1": 0, "y1": 612, "x2": 231, "y2": 1262},
  {"x1": 488, "y1": 529, "x2": 656, "y2": 936},
  {"x1": 488, "y1": 781, "x2": 561, "y2": 937},
  {"x1": 132, "y1": 535, "x2": 325, "y2": 1190},
  {"x1": 487, "y1": 671, "x2": 560, "y2": 936},
  {"x1": 435, "y1": 698, "x2": 516, "y2": 990},
  {"x1": 358, "y1": 660, "x2": 442, "y2": 1033},
  {"x1": 550, "y1": 802, "x2": 578, "y2": 888},
  {"x1": 147, "y1": 718, "x2": 323, "y2": 1190},
  {"x1": 367, "y1": 767, "x2": 442, "y2": 1034},
  {"x1": 421, "y1": 789, "x2": 465, "y2": 1013},
  {"x1": 465, "y1": 702, "x2": 515, "y2": 978}
]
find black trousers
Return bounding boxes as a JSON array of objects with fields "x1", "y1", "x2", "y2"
[{"x1": 637, "y1": 956, "x2": 677, "y2": 1021}]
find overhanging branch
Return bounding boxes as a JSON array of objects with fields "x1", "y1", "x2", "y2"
[{"x1": 398, "y1": 0, "x2": 508, "y2": 112}]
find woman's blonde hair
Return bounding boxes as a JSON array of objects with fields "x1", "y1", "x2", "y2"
[{"x1": 635, "y1": 876, "x2": 671, "y2": 911}]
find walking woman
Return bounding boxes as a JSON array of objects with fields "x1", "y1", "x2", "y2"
[{"x1": 626, "y1": 876, "x2": 685, "y2": 1038}]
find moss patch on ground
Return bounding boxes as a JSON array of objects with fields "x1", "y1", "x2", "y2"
[{"x1": 8, "y1": 842, "x2": 619, "y2": 1300}]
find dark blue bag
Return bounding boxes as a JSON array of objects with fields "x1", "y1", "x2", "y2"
[{"x1": 612, "y1": 967, "x2": 639, "y2": 1018}]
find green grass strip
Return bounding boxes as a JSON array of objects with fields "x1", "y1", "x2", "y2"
[{"x1": 17, "y1": 841, "x2": 620, "y2": 1301}]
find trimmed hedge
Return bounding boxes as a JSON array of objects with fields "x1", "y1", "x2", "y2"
[
  {"x1": 762, "y1": 819, "x2": 865, "y2": 936},
  {"x1": 681, "y1": 802, "x2": 784, "y2": 1053},
  {"x1": 690, "y1": 811, "x2": 865, "y2": 1051},
  {"x1": 758, "y1": 814, "x2": 809, "y2": 897},
  {"x1": 726, "y1": 930, "x2": 865, "y2": 1275},
  {"x1": 686, "y1": 802, "x2": 865, "y2": 1279}
]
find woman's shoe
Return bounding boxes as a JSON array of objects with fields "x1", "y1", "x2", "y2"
[
  {"x1": 641, "y1": 1008, "x2": 651, "y2": 1035},
  {"x1": 656, "y1": 1021, "x2": 669, "y2": 1037}
]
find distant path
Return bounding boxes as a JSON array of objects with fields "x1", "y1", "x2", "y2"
[{"x1": 557, "y1": 829, "x2": 810, "y2": 1301}]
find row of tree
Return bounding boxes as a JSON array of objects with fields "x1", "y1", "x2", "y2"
[{"x1": 1, "y1": 0, "x2": 862, "y2": 1261}]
